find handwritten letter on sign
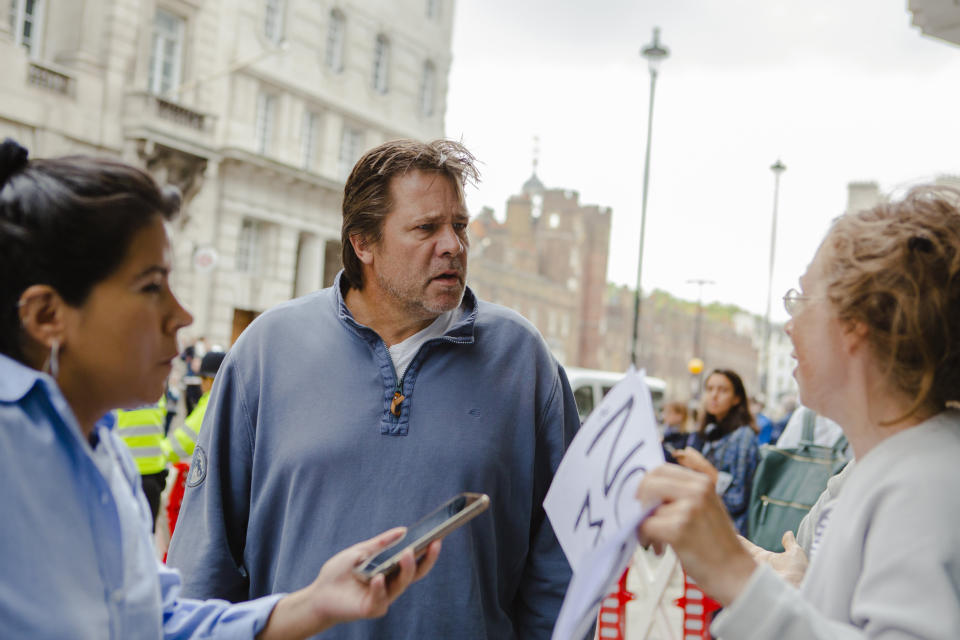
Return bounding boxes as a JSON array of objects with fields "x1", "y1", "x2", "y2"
[
  {"x1": 544, "y1": 368, "x2": 665, "y2": 639},
  {"x1": 545, "y1": 368, "x2": 664, "y2": 571}
]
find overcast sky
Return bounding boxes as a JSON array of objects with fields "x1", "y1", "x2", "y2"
[{"x1": 444, "y1": 0, "x2": 960, "y2": 322}]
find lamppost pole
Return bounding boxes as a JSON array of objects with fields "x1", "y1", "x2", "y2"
[
  {"x1": 630, "y1": 27, "x2": 669, "y2": 367},
  {"x1": 686, "y1": 278, "x2": 714, "y2": 400},
  {"x1": 761, "y1": 159, "x2": 786, "y2": 399}
]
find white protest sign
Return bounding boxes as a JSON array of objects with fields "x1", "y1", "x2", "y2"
[{"x1": 544, "y1": 367, "x2": 665, "y2": 640}]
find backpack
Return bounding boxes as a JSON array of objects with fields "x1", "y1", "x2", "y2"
[{"x1": 747, "y1": 410, "x2": 848, "y2": 551}]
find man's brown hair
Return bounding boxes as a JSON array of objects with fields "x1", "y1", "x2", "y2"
[{"x1": 340, "y1": 139, "x2": 479, "y2": 289}]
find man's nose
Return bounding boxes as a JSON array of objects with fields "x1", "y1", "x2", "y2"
[{"x1": 437, "y1": 225, "x2": 464, "y2": 256}]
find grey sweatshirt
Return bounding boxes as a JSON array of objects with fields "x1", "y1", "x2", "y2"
[{"x1": 714, "y1": 410, "x2": 960, "y2": 639}]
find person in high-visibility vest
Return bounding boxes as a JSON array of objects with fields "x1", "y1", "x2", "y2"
[
  {"x1": 167, "y1": 350, "x2": 224, "y2": 464},
  {"x1": 115, "y1": 397, "x2": 171, "y2": 531}
]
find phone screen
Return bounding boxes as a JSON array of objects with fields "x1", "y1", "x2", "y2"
[
  {"x1": 365, "y1": 495, "x2": 468, "y2": 566},
  {"x1": 354, "y1": 492, "x2": 489, "y2": 580}
]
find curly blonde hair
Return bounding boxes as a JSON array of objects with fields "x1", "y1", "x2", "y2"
[{"x1": 820, "y1": 186, "x2": 960, "y2": 419}]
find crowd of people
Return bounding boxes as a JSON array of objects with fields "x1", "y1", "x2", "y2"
[{"x1": 1, "y1": 135, "x2": 958, "y2": 639}]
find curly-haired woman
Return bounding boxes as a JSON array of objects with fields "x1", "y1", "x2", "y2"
[{"x1": 637, "y1": 186, "x2": 960, "y2": 639}]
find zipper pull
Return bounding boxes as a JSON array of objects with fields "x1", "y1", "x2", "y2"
[{"x1": 390, "y1": 391, "x2": 405, "y2": 416}]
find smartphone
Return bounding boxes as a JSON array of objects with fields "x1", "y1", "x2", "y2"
[
  {"x1": 353, "y1": 492, "x2": 490, "y2": 583},
  {"x1": 662, "y1": 442, "x2": 678, "y2": 463}
]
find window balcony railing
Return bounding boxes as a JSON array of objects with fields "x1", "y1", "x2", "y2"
[
  {"x1": 124, "y1": 91, "x2": 217, "y2": 138},
  {"x1": 155, "y1": 96, "x2": 208, "y2": 130},
  {"x1": 27, "y1": 60, "x2": 74, "y2": 96}
]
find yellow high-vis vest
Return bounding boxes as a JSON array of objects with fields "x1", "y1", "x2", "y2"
[
  {"x1": 167, "y1": 392, "x2": 208, "y2": 464},
  {"x1": 115, "y1": 398, "x2": 170, "y2": 475}
]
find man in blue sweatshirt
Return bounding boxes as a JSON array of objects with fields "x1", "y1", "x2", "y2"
[{"x1": 167, "y1": 139, "x2": 578, "y2": 639}]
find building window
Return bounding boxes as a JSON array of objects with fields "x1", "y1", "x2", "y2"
[
  {"x1": 338, "y1": 125, "x2": 363, "y2": 180},
  {"x1": 9, "y1": 0, "x2": 42, "y2": 55},
  {"x1": 263, "y1": 0, "x2": 284, "y2": 44},
  {"x1": 371, "y1": 34, "x2": 390, "y2": 94},
  {"x1": 147, "y1": 9, "x2": 184, "y2": 96},
  {"x1": 237, "y1": 219, "x2": 262, "y2": 273},
  {"x1": 255, "y1": 92, "x2": 276, "y2": 154},
  {"x1": 419, "y1": 60, "x2": 436, "y2": 117},
  {"x1": 301, "y1": 110, "x2": 319, "y2": 170},
  {"x1": 425, "y1": 0, "x2": 439, "y2": 19},
  {"x1": 325, "y1": 9, "x2": 345, "y2": 72}
]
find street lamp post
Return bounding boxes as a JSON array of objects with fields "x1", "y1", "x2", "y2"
[
  {"x1": 630, "y1": 27, "x2": 670, "y2": 367},
  {"x1": 760, "y1": 159, "x2": 786, "y2": 400},
  {"x1": 686, "y1": 277, "x2": 714, "y2": 399}
]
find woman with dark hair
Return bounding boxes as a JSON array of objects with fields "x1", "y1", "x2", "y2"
[
  {"x1": 636, "y1": 186, "x2": 960, "y2": 638},
  {"x1": 671, "y1": 369, "x2": 759, "y2": 535},
  {"x1": 0, "y1": 139, "x2": 439, "y2": 639}
]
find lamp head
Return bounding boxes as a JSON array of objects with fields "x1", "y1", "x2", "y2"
[
  {"x1": 641, "y1": 27, "x2": 670, "y2": 74},
  {"x1": 688, "y1": 357, "x2": 705, "y2": 375}
]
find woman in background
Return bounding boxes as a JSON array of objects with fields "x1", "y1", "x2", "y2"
[
  {"x1": 0, "y1": 139, "x2": 439, "y2": 639},
  {"x1": 671, "y1": 369, "x2": 759, "y2": 536}
]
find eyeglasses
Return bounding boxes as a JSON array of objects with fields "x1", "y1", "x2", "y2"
[{"x1": 783, "y1": 288, "x2": 814, "y2": 317}]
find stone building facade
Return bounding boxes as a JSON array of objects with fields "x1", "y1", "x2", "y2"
[
  {"x1": 909, "y1": 0, "x2": 960, "y2": 46},
  {"x1": 467, "y1": 174, "x2": 611, "y2": 368},
  {"x1": 2, "y1": 0, "x2": 454, "y2": 345}
]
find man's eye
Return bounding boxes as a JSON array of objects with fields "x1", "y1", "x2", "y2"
[
  {"x1": 142, "y1": 283, "x2": 163, "y2": 294},
  {"x1": 453, "y1": 223, "x2": 467, "y2": 231},
  {"x1": 418, "y1": 224, "x2": 435, "y2": 231}
]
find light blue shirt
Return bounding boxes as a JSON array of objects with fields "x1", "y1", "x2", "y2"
[{"x1": 0, "y1": 353, "x2": 282, "y2": 639}]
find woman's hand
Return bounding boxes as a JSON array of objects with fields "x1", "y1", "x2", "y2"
[
  {"x1": 738, "y1": 531, "x2": 808, "y2": 588},
  {"x1": 672, "y1": 447, "x2": 719, "y2": 485},
  {"x1": 259, "y1": 527, "x2": 441, "y2": 640},
  {"x1": 635, "y1": 464, "x2": 756, "y2": 606}
]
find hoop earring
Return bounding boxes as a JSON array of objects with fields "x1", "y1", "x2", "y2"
[{"x1": 43, "y1": 339, "x2": 60, "y2": 379}]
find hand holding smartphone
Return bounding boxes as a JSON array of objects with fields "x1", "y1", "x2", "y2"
[
  {"x1": 662, "y1": 441, "x2": 678, "y2": 463},
  {"x1": 353, "y1": 492, "x2": 490, "y2": 583}
]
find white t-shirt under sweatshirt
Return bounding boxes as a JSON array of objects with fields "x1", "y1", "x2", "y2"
[
  {"x1": 388, "y1": 306, "x2": 463, "y2": 380},
  {"x1": 713, "y1": 409, "x2": 960, "y2": 640}
]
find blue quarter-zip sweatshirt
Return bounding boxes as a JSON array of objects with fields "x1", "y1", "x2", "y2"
[{"x1": 167, "y1": 273, "x2": 578, "y2": 639}]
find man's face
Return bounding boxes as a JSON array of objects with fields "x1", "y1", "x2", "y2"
[{"x1": 363, "y1": 169, "x2": 469, "y2": 321}]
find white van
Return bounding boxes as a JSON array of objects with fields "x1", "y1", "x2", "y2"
[{"x1": 564, "y1": 366, "x2": 667, "y2": 423}]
